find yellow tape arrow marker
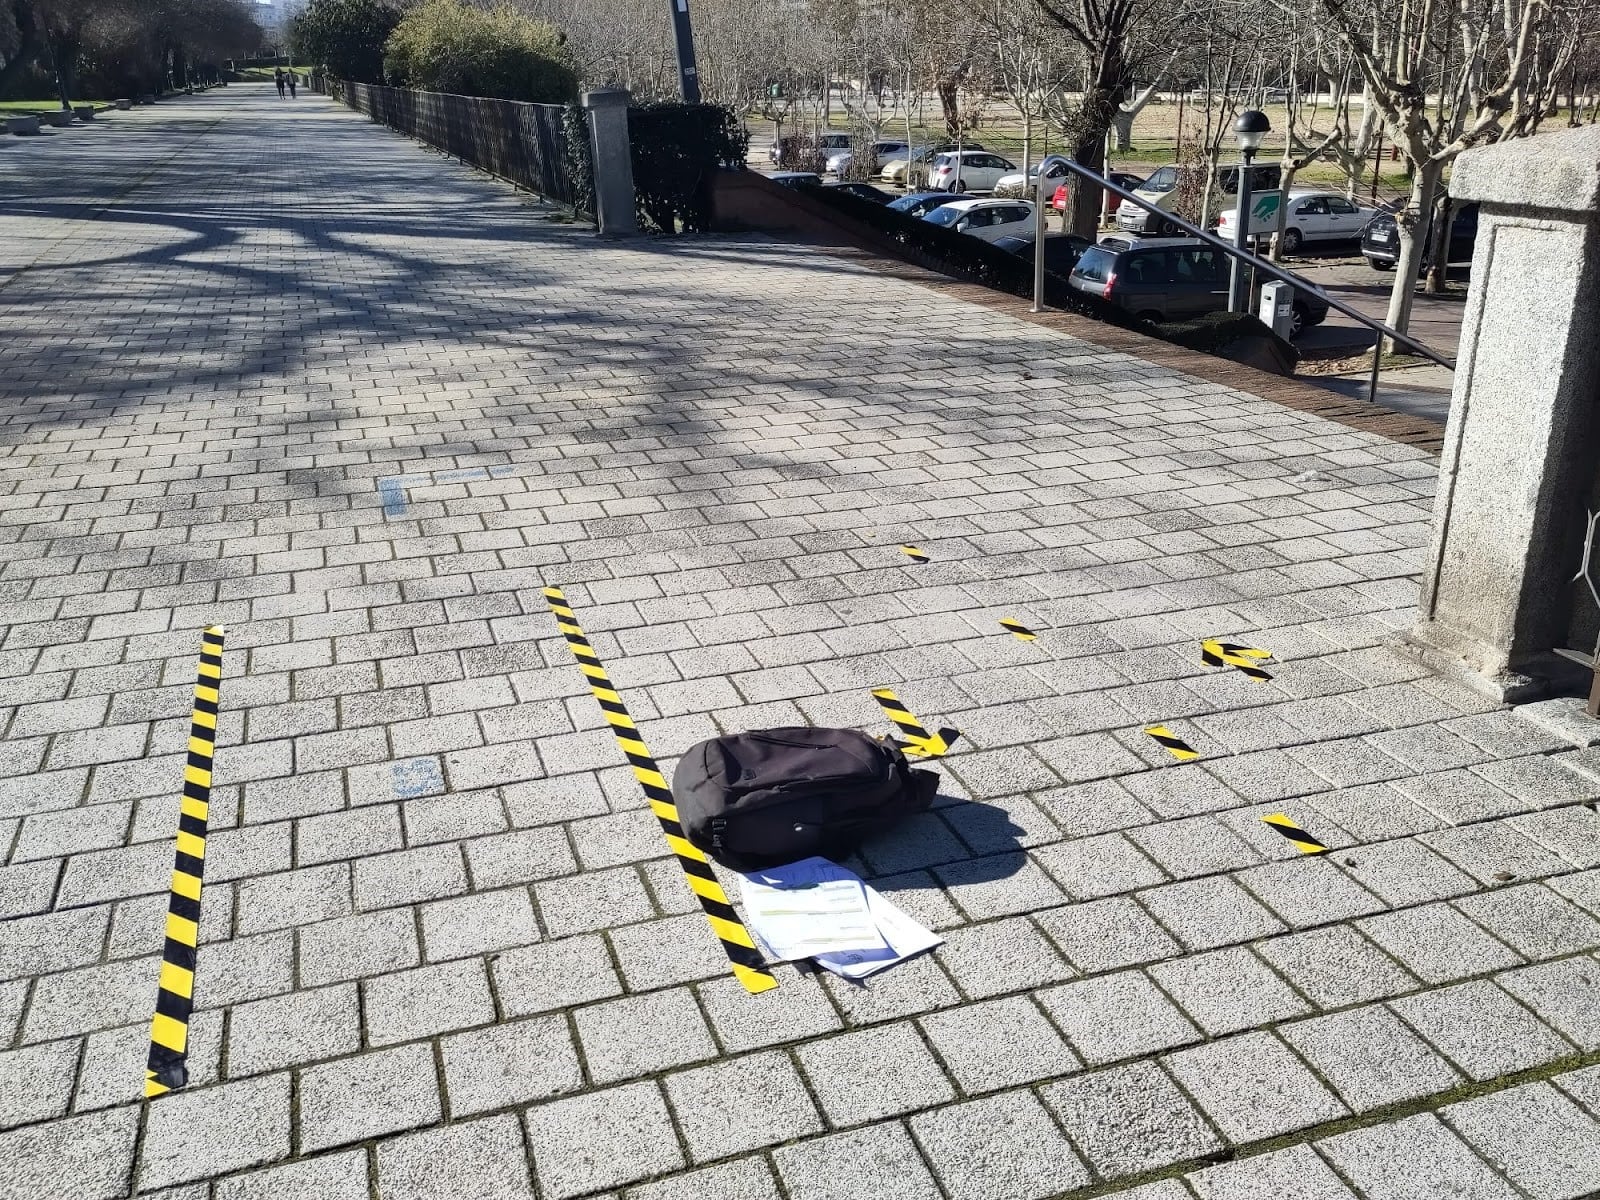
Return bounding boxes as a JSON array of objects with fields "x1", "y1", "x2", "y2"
[
  {"x1": 1261, "y1": 812, "x2": 1329, "y2": 855},
  {"x1": 1143, "y1": 725, "x2": 1199, "y2": 762},
  {"x1": 901, "y1": 546, "x2": 929, "y2": 564},
  {"x1": 999, "y1": 618, "x2": 1037, "y2": 641},
  {"x1": 543, "y1": 587, "x2": 777, "y2": 996},
  {"x1": 870, "y1": 688, "x2": 959, "y2": 758},
  {"x1": 1201, "y1": 638, "x2": 1273, "y2": 681}
]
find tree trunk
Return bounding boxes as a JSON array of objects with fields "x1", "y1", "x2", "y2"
[
  {"x1": 49, "y1": 36, "x2": 77, "y2": 111},
  {"x1": 1424, "y1": 194, "x2": 1452, "y2": 294},
  {"x1": 1022, "y1": 112, "x2": 1031, "y2": 173},
  {"x1": 1268, "y1": 163, "x2": 1300, "y2": 262},
  {"x1": 938, "y1": 77, "x2": 961, "y2": 137},
  {"x1": 1068, "y1": 106, "x2": 1110, "y2": 238},
  {"x1": 1383, "y1": 158, "x2": 1443, "y2": 351},
  {"x1": 1112, "y1": 106, "x2": 1134, "y2": 151}
]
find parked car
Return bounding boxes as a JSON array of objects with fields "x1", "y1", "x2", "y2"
[
  {"x1": 993, "y1": 153, "x2": 1075, "y2": 195},
  {"x1": 1052, "y1": 172, "x2": 1146, "y2": 217},
  {"x1": 888, "y1": 191, "x2": 974, "y2": 218},
  {"x1": 769, "y1": 171, "x2": 823, "y2": 189},
  {"x1": 1067, "y1": 237, "x2": 1328, "y2": 337},
  {"x1": 879, "y1": 142, "x2": 986, "y2": 185},
  {"x1": 929, "y1": 150, "x2": 1018, "y2": 193},
  {"x1": 1361, "y1": 202, "x2": 1479, "y2": 271},
  {"x1": 993, "y1": 233, "x2": 1092, "y2": 275},
  {"x1": 1216, "y1": 190, "x2": 1379, "y2": 253},
  {"x1": 825, "y1": 140, "x2": 910, "y2": 176},
  {"x1": 823, "y1": 181, "x2": 895, "y2": 203},
  {"x1": 768, "y1": 131, "x2": 851, "y2": 166},
  {"x1": 922, "y1": 197, "x2": 1037, "y2": 242},
  {"x1": 1114, "y1": 163, "x2": 1282, "y2": 234}
]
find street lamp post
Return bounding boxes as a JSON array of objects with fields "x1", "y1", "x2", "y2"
[
  {"x1": 1228, "y1": 109, "x2": 1271, "y2": 313},
  {"x1": 668, "y1": 0, "x2": 701, "y2": 103}
]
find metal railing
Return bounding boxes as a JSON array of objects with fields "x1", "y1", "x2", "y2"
[
  {"x1": 335, "y1": 81, "x2": 580, "y2": 209},
  {"x1": 1049, "y1": 159, "x2": 1455, "y2": 405}
]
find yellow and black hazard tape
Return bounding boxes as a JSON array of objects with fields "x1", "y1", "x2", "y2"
[
  {"x1": 870, "y1": 688, "x2": 958, "y2": 758},
  {"x1": 901, "y1": 546, "x2": 929, "y2": 564},
  {"x1": 1201, "y1": 638, "x2": 1273, "y2": 682},
  {"x1": 1143, "y1": 724, "x2": 1198, "y2": 762},
  {"x1": 1261, "y1": 812, "x2": 1329, "y2": 855},
  {"x1": 999, "y1": 618, "x2": 1037, "y2": 641},
  {"x1": 541, "y1": 588, "x2": 777, "y2": 996},
  {"x1": 144, "y1": 625, "x2": 225, "y2": 1098}
]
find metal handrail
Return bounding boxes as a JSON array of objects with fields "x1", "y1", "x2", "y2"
[{"x1": 1046, "y1": 158, "x2": 1455, "y2": 403}]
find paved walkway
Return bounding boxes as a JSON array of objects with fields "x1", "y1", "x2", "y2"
[{"x1": 4, "y1": 86, "x2": 1600, "y2": 1200}]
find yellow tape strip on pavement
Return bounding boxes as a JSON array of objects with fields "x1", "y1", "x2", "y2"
[
  {"x1": 870, "y1": 688, "x2": 957, "y2": 758},
  {"x1": 145, "y1": 625, "x2": 225, "y2": 1098},
  {"x1": 999, "y1": 618, "x2": 1037, "y2": 641},
  {"x1": 1261, "y1": 812, "x2": 1329, "y2": 855},
  {"x1": 1201, "y1": 638, "x2": 1273, "y2": 682},
  {"x1": 1143, "y1": 724, "x2": 1199, "y2": 762},
  {"x1": 901, "y1": 546, "x2": 929, "y2": 564},
  {"x1": 541, "y1": 587, "x2": 777, "y2": 996}
]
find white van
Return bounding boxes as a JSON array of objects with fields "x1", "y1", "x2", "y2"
[{"x1": 1115, "y1": 163, "x2": 1282, "y2": 234}]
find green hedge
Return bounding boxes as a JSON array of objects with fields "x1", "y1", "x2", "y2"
[{"x1": 628, "y1": 103, "x2": 749, "y2": 234}]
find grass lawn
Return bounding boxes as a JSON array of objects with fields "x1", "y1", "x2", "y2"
[
  {"x1": 0, "y1": 98, "x2": 120, "y2": 113},
  {"x1": 234, "y1": 66, "x2": 313, "y2": 81}
]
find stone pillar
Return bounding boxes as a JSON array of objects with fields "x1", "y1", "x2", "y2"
[
  {"x1": 1407, "y1": 125, "x2": 1600, "y2": 700},
  {"x1": 580, "y1": 89, "x2": 639, "y2": 236}
]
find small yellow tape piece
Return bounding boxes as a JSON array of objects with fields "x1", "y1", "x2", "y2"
[
  {"x1": 999, "y1": 618, "x2": 1037, "y2": 641},
  {"x1": 901, "y1": 546, "x2": 929, "y2": 563},
  {"x1": 175, "y1": 830, "x2": 206, "y2": 860},
  {"x1": 869, "y1": 688, "x2": 953, "y2": 758},
  {"x1": 1201, "y1": 638, "x2": 1274, "y2": 681},
  {"x1": 169, "y1": 871, "x2": 202, "y2": 902},
  {"x1": 145, "y1": 1071, "x2": 171, "y2": 1099},
  {"x1": 1261, "y1": 812, "x2": 1329, "y2": 855},
  {"x1": 166, "y1": 912, "x2": 198, "y2": 948},
  {"x1": 1143, "y1": 725, "x2": 1199, "y2": 762}
]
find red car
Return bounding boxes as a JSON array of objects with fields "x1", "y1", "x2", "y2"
[{"x1": 1052, "y1": 172, "x2": 1146, "y2": 217}]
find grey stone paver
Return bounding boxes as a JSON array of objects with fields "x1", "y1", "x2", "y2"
[
  {"x1": 910, "y1": 1090, "x2": 1090, "y2": 1199},
  {"x1": 775, "y1": 1124, "x2": 944, "y2": 1200},
  {"x1": 1316, "y1": 1113, "x2": 1521, "y2": 1200},
  {"x1": 1442, "y1": 1082, "x2": 1600, "y2": 1200},
  {"x1": 523, "y1": 1082, "x2": 684, "y2": 1198},
  {"x1": 0, "y1": 86, "x2": 1584, "y2": 1199},
  {"x1": 1042, "y1": 1059, "x2": 1223, "y2": 1179}
]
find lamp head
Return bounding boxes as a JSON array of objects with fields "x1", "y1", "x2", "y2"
[{"x1": 1234, "y1": 109, "x2": 1271, "y2": 153}]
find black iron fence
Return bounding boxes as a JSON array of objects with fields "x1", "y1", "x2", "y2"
[{"x1": 334, "y1": 81, "x2": 581, "y2": 210}]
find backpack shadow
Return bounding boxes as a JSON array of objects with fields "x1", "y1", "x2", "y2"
[{"x1": 848, "y1": 793, "x2": 1030, "y2": 890}]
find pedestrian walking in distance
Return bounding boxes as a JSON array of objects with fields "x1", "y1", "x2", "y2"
[
  {"x1": 287, "y1": 71, "x2": 298, "y2": 99},
  {"x1": 274, "y1": 68, "x2": 286, "y2": 98}
]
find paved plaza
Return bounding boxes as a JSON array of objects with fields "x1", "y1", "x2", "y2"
[{"x1": 5, "y1": 87, "x2": 1600, "y2": 1200}]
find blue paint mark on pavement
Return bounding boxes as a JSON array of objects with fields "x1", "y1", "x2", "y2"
[
  {"x1": 378, "y1": 478, "x2": 408, "y2": 516},
  {"x1": 392, "y1": 757, "x2": 445, "y2": 798}
]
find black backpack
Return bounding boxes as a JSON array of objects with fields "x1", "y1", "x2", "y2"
[{"x1": 671, "y1": 727, "x2": 940, "y2": 872}]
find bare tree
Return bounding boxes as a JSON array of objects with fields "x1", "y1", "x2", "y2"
[
  {"x1": 979, "y1": 0, "x2": 1077, "y2": 167},
  {"x1": 1315, "y1": 0, "x2": 1584, "y2": 344}
]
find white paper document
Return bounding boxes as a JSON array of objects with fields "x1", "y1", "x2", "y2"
[{"x1": 738, "y1": 857, "x2": 943, "y2": 980}]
